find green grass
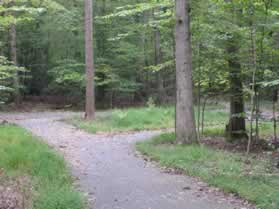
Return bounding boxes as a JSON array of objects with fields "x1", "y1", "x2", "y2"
[
  {"x1": 69, "y1": 106, "x2": 277, "y2": 138},
  {"x1": 69, "y1": 107, "x2": 175, "y2": 133},
  {"x1": 69, "y1": 106, "x2": 231, "y2": 134},
  {"x1": 0, "y1": 125, "x2": 86, "y2": 209},
  {"x1": 136, "y1": 133, "x2": 279, "y2": 209}
]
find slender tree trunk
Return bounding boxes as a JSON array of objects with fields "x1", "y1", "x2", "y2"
[
  {"x1": 175, "y1": 0, "x2": 197, "y2": 144},
  {"x1": 0, "y1": 44, "x2": 3, "y2": 56},
  {"x1": 84, "y1": 0, "x2": 95, "y2": 120},
  {"x1": 197, "y1": 43, "x2": 201, "y2": 140},
  {"x1": 255, "y1": 92, "x2": 260, "y2": 140},
  {"x1": 10, "y1": 24, "x2": 21, "y2": 105},
  {"x1": 10, "y1": 24, "x2": 17, "y2": 65},
  {"x1": 154, "y1": 0, "x2": 165, "y2": 104},
  {"x1": 271, "y1": 46, "x2": 278, "y2": 144},
  {"x1": 154, "y1": 28, "x2": 164, "y2": 104},
  {"x1": 273, "y1": 90, "x2": 278, "y2": 142},
  {"x1": 142, "y1": 10, "x2": 150, "y2": 100},
  {"x1": 201, "y1": 97, "x2": 208, "y2": 135},
  {"x1": 197, "y1": 83, "x2": 201, "y2": 140},
  {"x1": 247, "y1": 24, "x2": 257, "y2": 155}
]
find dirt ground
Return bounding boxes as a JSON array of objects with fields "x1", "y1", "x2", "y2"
[{"x1": 0, "y1": 174, "x2": 32, "y2": 209}]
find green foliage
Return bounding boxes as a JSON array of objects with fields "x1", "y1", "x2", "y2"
[
  {"x1": 0, "y1": 125, "x2": 86, "y2": 209},
  {"x1": 47, "y1": 59, "x2": 85, "y2": 96},
  {"x1": 261, "y1": 80, "x2": 279, "y2": 88},
  {"x1": 144, "y1": 60, "x2": 174, "y2": 73},
  {"x1": 137, "y1": 133, "x2": 279, "y2": 209},
  {"x1": 97, "y1": 1, "x2": 172, "y2": 20},
  {"x1": 0, "y1": 56, "x2": 27, "y2": 103},
  {"x1": 0, "y1": 0, "x2": 278, "y2": 107},
  {"x1": 0, "y1": 0, "x2": 46, "y2": 27}
]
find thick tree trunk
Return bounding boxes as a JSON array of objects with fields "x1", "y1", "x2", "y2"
[
  {"x1": 175, "y1": 0, "x2": 197, "y2": 144},
  {"x1": 10, "y1": 24, "x2": 21, "y2": 105},
  {"x1": 84, "y1": 0, "x2": 95, "y2": 120},
  {"x1": 226, "y1": 36, "x2": 247, "y2": 141}
]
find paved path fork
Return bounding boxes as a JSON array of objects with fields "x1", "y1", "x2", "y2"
[{"x1": 1, "y1": 112, "x2": 253, "y2": 209}]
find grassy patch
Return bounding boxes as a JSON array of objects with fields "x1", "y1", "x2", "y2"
[
  {"x1": 69, "y1": 107, "x2": 175, "y2": 133},
  {"x1": 69, "y1": 106, "x2": 231, "y2": 134},
  {"x1": 0, "y1": 125, "x2": 86, "y2": 209},
  {"x1": 69, "y1": 106, "x2": 277, "y2": 139},
  {"x1": 136, "y1": 133, "x2": 279, "y2": 209}
]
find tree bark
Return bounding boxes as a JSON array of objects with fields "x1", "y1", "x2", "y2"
[
  {"x1": 84, "y1": 0, "x2": 95, "y2": 120},
  {"x1": 273, "y1": 90, "x2": 278, "y2": 142},
  {"x1": 247, "y1": 25, "x2": 257, "y2": 155},
  {"x1": 197, "y1": 42, "x2": 201, "y2": 140},
  {"x1": 154, "y1": 28, "x2": 164, "y2": 104},
  {"x1": 10, "y1": 24, "x2": 21, "y2": 106},
  {"x1": 201, "y1": 97, "x2": 208, "y2": 135},
  {"x1": 225, "y1": 35, "x2": 247, "y2": 141},
  {"x1": 175, "y1": 0, "x2": 197, "y2": 144}
]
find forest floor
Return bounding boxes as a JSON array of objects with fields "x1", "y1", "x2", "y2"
[{"x1": 0, "y1": 111, "x2": 257, "y2": 209}]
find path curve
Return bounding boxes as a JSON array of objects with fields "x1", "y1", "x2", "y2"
[{"x1": 1, "y1": 112, "x2": 255, "y2": 209}]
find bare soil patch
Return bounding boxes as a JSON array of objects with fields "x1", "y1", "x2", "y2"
[{"x1": 0, "y1": 173, "x2": 32, "y2": 209}]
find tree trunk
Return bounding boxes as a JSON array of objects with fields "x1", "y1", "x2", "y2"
[
  {"x1": 201, "y1": 97, "x2": 208, "y2": 135},
  {"x1": 10, "y1": 24, "x2": 21, "y2": 106},
  {"x1": 247, "y1": 24, "x2": 257, "y2": 155},
  {"x1": 154, "y1": 28, "x2": 164, "y2": 104},
  {"x1": 197, "y1": 42, "x2": 201, "y2": 140},
  {"x1": 84, "y1": 0, "x2": 95, "y2": 120},
  {"x1": 154, "y1": 0, "x2": 164, "y2": 104},
  {"x1": 175, "y1": 0, "x2": 197, "y2": 144},
  {"x1": 273, "y1": 90, "x2": 278, "y2": 142},
  {"x1": 225, "y1": 34, "x2": 247, "y2": 141},
  {"x1": 255, "y1": 92, "x2": 260, "y2": 140}
]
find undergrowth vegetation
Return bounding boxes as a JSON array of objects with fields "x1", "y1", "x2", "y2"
[
  {"x1": 0, "y1": 125, "x2": 86, "y2": 209},
  {"x1": 136, "y1": 133, "x2": 279, "y2": 209}
]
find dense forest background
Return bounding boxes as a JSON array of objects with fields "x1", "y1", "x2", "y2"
[{"x1": 0, "y1": 0, "x2": 279, "y2": 109}]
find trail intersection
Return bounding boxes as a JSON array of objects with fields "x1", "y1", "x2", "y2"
[{"x1": 2, "y1": 112, "x2": 254, "y2": 209}]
